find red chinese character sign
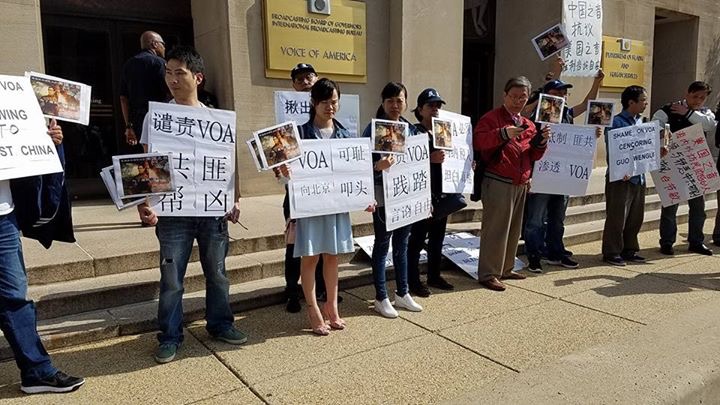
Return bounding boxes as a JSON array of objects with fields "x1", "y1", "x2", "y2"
[
  {"x1": 562, "y1": 0, "x2": 603, "y2": 77},
  {"x1": 650, "y1": 124, "x2": 720, "y2": 207}
]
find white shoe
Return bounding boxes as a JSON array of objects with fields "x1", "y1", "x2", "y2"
[
  {"x1": 374, "y1": 298, "x2": 398, "y2": 318},
  {"x1": 394, "y1": 293, "x2": 423, "y2": 312}
]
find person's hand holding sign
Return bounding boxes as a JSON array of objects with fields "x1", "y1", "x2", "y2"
[
  {"x1": 430, "y1": 150, "x2": 445, "y2": 164},
  {"x1": 47, "y1": 118, "x2": 63, "y2": 145},
  {"x1": 375, "y1": 155, "x2": 394, "y2": 171},
  {"x1": 226, "y1": 199, "x2": 241, "y2": 224}
]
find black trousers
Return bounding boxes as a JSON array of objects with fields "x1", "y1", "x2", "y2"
[{"x1": 407, "y1": 216, "x2": 449, "y2": 286}]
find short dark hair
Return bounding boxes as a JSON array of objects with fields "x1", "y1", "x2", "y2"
[
  {"x1": 165, "y1": 45, "x2": 205, "y2": 75},
  {"x1": 621, "y1": 85, "x2": 646, "y2": 109},
  {"x1": 504, "y1": 76, "x2": 532, "y2": 93},
  {"x1": 375, "y1": 81, "x2": 408, "y2": 118},
  {"x1": 688, "y1": 81, "x2": 712, "y2": 95},
  {"x1": 309, "y1": 78, "x2": 340, "y2": 121}
]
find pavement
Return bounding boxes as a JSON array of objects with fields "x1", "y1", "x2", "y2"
[{"x1": 2, "y1": 220, "x2": 720, "y2": 404}]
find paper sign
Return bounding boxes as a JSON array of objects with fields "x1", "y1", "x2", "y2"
[
  {"x1": 274, "y1": 91, "x2": 360, "y2": 137},
  {"x1": 355, "y1": 235, "x2": 426, "y2": 268},
  {"x1": 438, "y1": 110, "x2": 474, "y2": 194},
  {"x1": 383, "y1": 134, "x2": 432, "y2": 231},
  {"x1": 441, "y1": 232, "x2": 525, "y2": 280},
  {"x1": 26, "y1": 71, "x2": 92, "y2": 125},
  {"x1": 561, "y1": 0, "x2": 603, "y2": 76},
  {"x1": 607, "y1": 121, "x2": 660, "y2": 182}
]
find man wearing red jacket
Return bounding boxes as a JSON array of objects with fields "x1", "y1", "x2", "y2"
[{"x1": 473, "y1": 76, "x2": 550, "y2": 291}]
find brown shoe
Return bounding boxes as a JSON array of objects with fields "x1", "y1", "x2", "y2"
[
  {"x1": 501, "y1": 272, "x2": 527, "y2": 280},
  {"x1": 479, "y1": 277, "x2": 506, "y2": 291}
]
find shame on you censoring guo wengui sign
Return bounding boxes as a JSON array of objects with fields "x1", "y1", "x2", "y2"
[{"x1": 263, "y1": 0, "x2": 367, "y2": 83}]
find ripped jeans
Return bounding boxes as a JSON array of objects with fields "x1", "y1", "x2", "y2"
[{"x1": 155, "y1": 216, "x2": 234, "y2": 345}]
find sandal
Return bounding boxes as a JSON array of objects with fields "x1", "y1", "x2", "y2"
[{"x1": 328, "y1": 319, "x2": 346, "y2": 330}]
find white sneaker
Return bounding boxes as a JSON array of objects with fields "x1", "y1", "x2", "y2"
[
  {"x1": 394, "y1": 293, "x2": 423, "y2": 312},
  {"x1": 374, "y1": 298, "x2": 398, "y2": 318}
]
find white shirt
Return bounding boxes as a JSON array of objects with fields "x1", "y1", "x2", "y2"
[{"x1": 0, "y1": 180, "x2": 14, "y2": 215}]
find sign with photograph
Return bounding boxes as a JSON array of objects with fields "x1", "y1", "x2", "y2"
[
  {"x1": 530, "y1": 123, "x2": 597, "y2": 196},
  {"x1": 246, "y1": 138, "x2": 265, "y2": 172},
  {"x1": 431, "y1": 117, "x2": 453, "y2": 151},
  {"x1": 601, "y1": 36, "x2": 646, "y2": 88},
  {"x1": 355, "y1": 235, "x2": 427, "y2": 269},
  {"x1": 371, "y1": 118, "x2": 408, "y2": 155},
  {"x1": 536, "y1": 93, "x2": 566, "y2": 124},
  {"x1": 99, "y1": 166, "x2": 145, "y2": 210},
  {"x1": 112, "y1": 152, "x2": 175, "y2": 198},
  {"x1": 585, "y1": 99, "x2": 615, "y2": 127},
  {"x1": 531, "y1": 23, "x2": 570, "y2": 61},
  {"x1": 437, "y1": 110, "x2": 474, "y2": 194},
  {"x1": 146, "y1": 102, "x2": 237, "y2": 217},
  {"x1": 0, "y1": 75, "x2": 63, "y2": 181},
  {"x1": 274, "y1": 91, "x2": 360, "y2": 137},
  {"x1": 607, "y1": 121, "x2": 660, "y2": 182},
  {"x1": 288, "y1": 138, "x2": 374, "y2": 219},
  {"x1": 263, "y1": 0, "x2": 367, "y2": 82},
  {"x1": 441, "y1": 232, "x2": 525, "y2": 280},
  {"x1": 382, "y1": 134, "x2": 432, "y2": 231},
  {"x1": 650, "y1": 124, "x2": 720, "y2": 207},
  {"x1": 253, "y1": 121, "x2": 303, "y2": 169},
  {"x1": 26, "y1": 72, "x2": 92, "y2": 125},
  {"x1": 561, "y1": 0, "x2": 603, "y2": 77}
]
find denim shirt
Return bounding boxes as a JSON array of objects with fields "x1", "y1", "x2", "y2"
[{"x1": 605, "y1": 109, "x2": 645, "y2": 185}]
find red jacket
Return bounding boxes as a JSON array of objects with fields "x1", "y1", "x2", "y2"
[{"x1": 473, "y1": 106, "x2": 546, "y2": 185}]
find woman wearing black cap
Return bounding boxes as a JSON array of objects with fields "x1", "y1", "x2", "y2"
[
  {"x1": 361, "y1": 82, "x2": 423, "y2": 318},
  {"x1": 406, "y1": 88, "x2": 455, "y2": 296}
]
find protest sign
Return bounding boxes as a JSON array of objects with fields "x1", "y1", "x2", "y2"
[
  {"x1": 100, "y1": 166, "x2": 145, "y2": 210},
  {"x1": 26, "y1": 72, "x2": 92, "y2": 125},
  {"x1": 383, "y1": 134, "x2": 432, "y2": 231},
  {"x1": 585, "y1": 100, "x2": 614, "y2": 127},
  {"x1": 112, "y1": 152, "x2": 175, "y2": 198},
  {"x1": 437, "y1": 110, "x2": 474, "y2": 194},
  {"x1": 254, "y1": 121, "x2": 303, "y2": 169},
  {"x1": 650, "y1": 123, "x2": 720, "y2": 207},
  {"x1": 288, "y1": 138, "x2": 374, "y2": 219},
  {"x1": 441, "y1": 232, "x2": 525, "y2": 280},
  {"x1": 530, "y1": 123, "x2": 597, "y2": 196},
  {"x1": 0, "y1": 75, "x2": 63, "y2": 181},
  {"x1": 562, "y1": 0, "x2": 603, "y2": 76},
  {"x1": 536, "y1": 94, "x2": 566, "y2": 124},
  {"x1": 431, "y1": 117, "x2": 453, "y2": 150},
  {"x1": 355, "y1": 235, "x2": 427, "y2": 269},
  {"x1": 608, "y1": 121, "x2": 660, "y2": 182},
  {"x1": 372, "y1": 119, "x2": 408, "y2": 155},
  {"x1": 274, "y1": 91, "x2": 360, "y2": 137},
  {"x1": 145, "y1": 102, "x2": 237, "y2": 217},
  {"x1": 246, "y1": 138, "x2": 265, "y2": 172},
  {"x1": 531, "y1": 23, "x2": 570, "y2": 61}
]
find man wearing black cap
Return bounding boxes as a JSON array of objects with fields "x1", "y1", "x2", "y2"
[
  {"x1": 523, "y1": 70, "x2": 604, "y2": 273},
  {"x1": 290, "y1": 63, "x2": 318, "y2": 92}
]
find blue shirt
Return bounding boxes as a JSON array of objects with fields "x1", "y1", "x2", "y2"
[{"x1": 606, "y1": 109, "x2": 645, "y2": 185}]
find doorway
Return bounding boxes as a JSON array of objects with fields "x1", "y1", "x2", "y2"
[
  {"x1": 40, "y1": 3, "x2": 193, "y2": 199},
  {"x1": 462, "y1": 0, "x2": 496, "y2": 123}
]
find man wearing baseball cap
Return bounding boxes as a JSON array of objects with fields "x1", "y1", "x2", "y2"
[
  {"x1": 290, "y1": 63, "x2": 318, "y2": 92},
  {"x1": 523, "y1": 69, "x2": 604, "y2": 274}
]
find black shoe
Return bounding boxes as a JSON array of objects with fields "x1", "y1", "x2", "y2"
[
  {"x1": 603, "y1": 255, "x2": 626, "y2": 267},
  {"x1": 622, "y1": 253, "x2": 647, "y2": 263},
  {"x1": 562, "y1": 249, "x2": 574, "y2": 257},
  {"x1": 689, "y1": 244, "x2": 713, "y2": 256},
  {"x1": 527, "y1": 258, "x2": 543, "y2": 274},
  {"x1": 286, "y1": 297, "x2": 301, "y2": 313},
  {"x1": 409, "y1": 283, "x2": 432, "y2": 297},
  {"x1": 427, "y1": 276, "x2": 454, "y2": 291},
  {"x1": 660, "y1": 245, "x2": 675, "y2": 256},
  {"x1": 545, "y1": 256, "x2": 579, "y2": 269},
  {"x1": 21, "y1": 371, "x2": 85, "y2": 394}
]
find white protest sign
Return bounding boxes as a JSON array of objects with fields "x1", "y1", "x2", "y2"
[
  {"x1": 531, "y1": 123, "x2": 597, "y2": 196},
  {"x1": 438, "y1": 110, "x2": 474, "y2": 194},
  {"x1": 355, "y1": 235, "x2": 427, "y2": 269},
  {"x1": 562, "y1": 0, "x2": 603, "y2": 77},
  {"x1": 441, "y1": 232, "x2": 525, "y2": 280},
  {"x1": 146, "y1": 102, "x2": 236, "y2": 217},
  {"x1": 99, "y1": 166, "x2": 144, "y2": 210},
  {"x1": 26, "y1": 71, "x2": 92, "y2": 126},
  {"x1": 607, "y1": 121, "x2": 660, "y2": 182},
  {"x1": 289, "y1": 138, "x2": 374, "y2": 219},
  {"x1": 383, "y1": 134, "x2": 432, "y2": 231},
  {"x1": 650, "y1": 124, "x2": 720, "y2": 207},
  {"x1": 274, "y1": 91, "x2": 360, "y2": 137},
  {"x1": 0, "y1": 75, "x2": 63, "y2": 181}
]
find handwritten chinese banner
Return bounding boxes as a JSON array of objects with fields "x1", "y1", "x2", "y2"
[
  {"x1": 562, "y1": 0, "x2": 603, "y2": 77},
  {"x1": 531, "y1": 123, "x2": 597, "y2": 196},
  {"x1": 355, "y1": 235, "x2": 426, "y2": 269},
  {"x1": 437, "y1": 110, "x2": 474, "y2": 194},
  {"x1": 146, "y1": 102, "x2": 236, "y2": 217},
  {"x1": 0, "y1": 75, "x2": 63, "y2": 180},
  {"x1": 288, "y1": 138, "x2": 374, "y2": 219},
  {"x1": 650, "y1": 124, "x2": 720, "y2": 207},
  {"x1": 383, "y1": 134, "x2": 432, "y2": 231},
  {"x1": 607, "y1": 121, "x2": 660, "y2": 182},
  {"x1": 441, "y1": 232, "x2": 524, "y2": 280},
  {"x1": 274, "y1": 91, "x2": 360, "y2": 137}
]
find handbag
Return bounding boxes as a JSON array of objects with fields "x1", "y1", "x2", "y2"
[{"x1": 432, "y1": 193, "x2": 467, "y2": 220}]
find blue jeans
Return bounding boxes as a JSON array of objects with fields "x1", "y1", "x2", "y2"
[
  {"x1": 659, "y1": 196, "x2": 706, "y2": 247},
  {"x1": 0, "y1": 213, "x2": 56, "y2": 384},
  {"x1": 155, "y1": 216, "x2": 234, "y2": 345},
  {"x1": 371, "y1": 207, "x2": 411, "y2": 301},
  {"x1": 523, "y1": 193, "x2": 568, "y2": 260}
]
